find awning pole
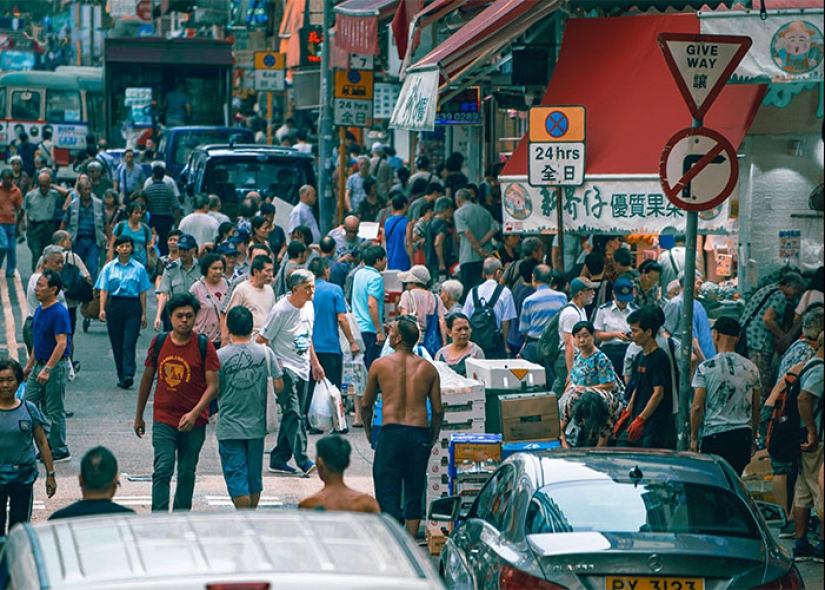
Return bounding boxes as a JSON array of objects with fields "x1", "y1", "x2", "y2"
[{"x1": 676, "y1": 116, "x2": 701, "y2": 451}]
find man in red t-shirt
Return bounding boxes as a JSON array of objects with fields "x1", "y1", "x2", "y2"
[
  {"x1": 134, "y1": 292, "x2": 219, "y2": 512},
  {"x1": 0, "y1": 168, "x2": 24, "y2": 276}
]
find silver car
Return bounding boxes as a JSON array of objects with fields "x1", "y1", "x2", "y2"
[
  {"x1": 432, "y1": 449, "x2": 803, "y2": 590},
  {"x1": 1, "y1": 510, "x2": 445, "y2": 590}
]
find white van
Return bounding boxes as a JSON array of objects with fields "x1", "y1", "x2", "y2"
[{"x1": 0, "y1": 510, "x2": 444, "y2": 590}]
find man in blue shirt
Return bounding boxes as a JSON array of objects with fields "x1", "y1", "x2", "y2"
[
  {"x1": 663, "y1": 271, "x2": 716, "y2": 365},
  {"x1": 519, "y1": 264, "x2": 567, "y2": 382},
  {"x1": 23, "y1": 269, "x2": 73, "y2": 462},
  {"x1": 308, "y1": 257, "x2": 362, "y2": 432},
  {"x1": 351, "y1": 245, "x2": 387, "y2": 369}
]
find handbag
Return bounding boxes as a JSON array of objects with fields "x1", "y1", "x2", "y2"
[
  {"x1": 61, "y1": 255, "x2": 93, "y2": 303},
  {"x1": 264, "y1": 349, "x2": 279, "y2": 434}
]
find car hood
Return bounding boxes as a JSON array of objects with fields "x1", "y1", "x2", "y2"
[{"x1": 527, "y1": 531, "x2": 770, "y2": 579}]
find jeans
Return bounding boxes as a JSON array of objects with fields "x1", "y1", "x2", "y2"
[
  {"x1": 24, "y1": 360, "x2": 69, "y2": 455},
  {"x1": 26, "y1": 221, "x2": 55, "y2": 272},
  {"x1": 270, "y1": 368, "x2": 310, "y2": 469},
  {"x1": 0, "y1": 223, "x2": 16, "y2": 274},
  {"x1": 151, "y1": 421, "x2": 206, "y2": 512},
  {"x1": 107, "y1": 297, "x2": 142, "y2": 382},
  {"x1": 72, "y1": 235, "x2": 101, "y2": 281},
  {"x1": 460, "y1": 261, "x2": 484, "y2": 303},
  {"x1": 0, "y1": 482, "x2": 34, "y2": 535},
  {"x1": 361, "y1": 332, "x2": 381, "y2": 370}
]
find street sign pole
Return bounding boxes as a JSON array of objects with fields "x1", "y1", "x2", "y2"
[{"x1": 317, "y1": 0, "x2": 334, "y2": 235}]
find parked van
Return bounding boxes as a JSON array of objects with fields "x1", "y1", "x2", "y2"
[{"x1": 157, "y1": 126, "x2": 253, "y2": 180}]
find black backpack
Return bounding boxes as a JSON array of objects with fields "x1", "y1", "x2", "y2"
[
  {"x1": 469, "y1": 285, "x2": 503, "y2": 352},
  {"x1": 767, "y1": 358, "x2": 824, "y2": 463},
  {"x1": 537, "y1": 303, "x2": 574, "y2": 363}
]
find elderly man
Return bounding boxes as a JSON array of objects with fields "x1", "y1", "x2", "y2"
[
  {"x1": 113, "y1": 148, "x2": 146, "y2": 201},
  {"x1": 552, "y1": 277, "x2": 596, "y2": 396},
  {"x1": 0, "y1": 168, "x2": 23, "y2": 276},
  {"x1": 440, "y1": 280, "x2": 464, "y2": 316},
  {"x1": 85, "y1": 160, "x2": 113, "y2": 200},
  {"x1": 461, "y1": 257, "x2": 517, "y2": 360},
  {"x1": 454, "y1": 188, "x2": 497, "y2": 295},
  {"x1": 288, "y1": 184, "x2": 320, "y2": 243},
  {"x1": 61, "y1": 176, "x2": 106, "y2": 280},
  {"x1": 344, "y1": 156, "x2": 374, "y2": 214},
  {"x1": 663, "y1": 272, "x2": 716, "y2": 368},
  {"x1": 23, "y1": 170, "x2": 62, "y2": 271},
  {"x1": 519, "y1": 264, "x2": 567, "y2": 367},
  {"x1": 328, "y1": 215, "x2": 362, "y2": 270},
  {"x1": 258, "y1": 269, "x2": 325, "y2": 477},
  {"x1": 24, "y1": 245, "x2": 67, "y2": 355}
]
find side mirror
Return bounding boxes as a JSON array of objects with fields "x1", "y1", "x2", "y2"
[{"x1": 429, "y1": 496, "x2": 461, "y2": 522}]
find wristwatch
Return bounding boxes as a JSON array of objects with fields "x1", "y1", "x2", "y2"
[
  {"x1": 43, "y1": 366, "x2": 52, "y2": 373},
  {"x1": 47, "y1": 472, "x2": 55, "y2": 477}
]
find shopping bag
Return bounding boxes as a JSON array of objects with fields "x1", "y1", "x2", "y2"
[
  {"x1": 324, "y1": 380, "x2": 348, "y2": 432},
  {"x1": 265, "y1": 352, "x2": 279, "y2": 434},
  {"x1": 308, "y1": 379, "x2": 334, "y2": 432}
]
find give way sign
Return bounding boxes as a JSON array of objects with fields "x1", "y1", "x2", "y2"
[
  {"x1": 658, "y1": 33, "x2": 751, "y2": 120},
  {"x1": 659, "y1": 127, "x2": 738, "y2": 212}
]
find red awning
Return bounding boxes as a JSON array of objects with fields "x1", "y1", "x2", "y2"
[
  {"x1": 391, "y1": 0, "x2": 492, "y2": 62},
  {"x1": 500, "y1": 13, "x2": 767, "y2": 177},
  {"x1": 334, "y1": 0, "x2": 400, "y2": 55},
  {"x1": 409, "y1": 0, "x2": 560, "y2": 84}
]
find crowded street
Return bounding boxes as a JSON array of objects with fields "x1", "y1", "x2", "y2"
[{"x1": 0, "y1": 0, "x2": 823, "y2": 588}]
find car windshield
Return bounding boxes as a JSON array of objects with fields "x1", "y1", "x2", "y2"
[
  {"x1": 171, "y1": 130, "x2": 249, "y2": 166},
  {"x1": 526, "y1": 480, "x2": 760, "y2": 540},
  {"x1": 206, "y1": 156, "x2": 310, "y2": 204}
]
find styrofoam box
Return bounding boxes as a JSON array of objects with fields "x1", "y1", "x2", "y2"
[
  {"x1": 381, "y1": 270, "x2": 403, "y2": 293},
  {"x1": 441, "y1": 417, "x2": 485, "y2": 433},
  {"x1": 443, "y1": 405, "x2": 485, "y2": 424},
  {"x1": 427, "y1": 475, "x2": 451, "y2": 495},
  {"x1": 441, "y1": 389, "x2": 485, "y2": 408},
  {"x1": 465, "y1": 358, "x2": 547, "y2": 390}
]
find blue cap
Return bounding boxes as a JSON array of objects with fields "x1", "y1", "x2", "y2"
[
  {"x1": 217, "y1": 242, "x2": 239, "y2": 256},
  {"x1": 613, "y1": 278, "x2": 633, "y2": 302},
  {"x1": 177, "y1": 234, "x2": 198, "y2": 250},
  {"x1": 229, "y1": 228, "x2": 250, "y2": 244}
]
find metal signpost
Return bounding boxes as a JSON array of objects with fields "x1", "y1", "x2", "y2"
[
  {"x1": 657, "y1": 33, "x2": 752, "y2": 449},
  {"x1": 253, "y1": 51, "x2": 286, "y2": 145},
  {"x1": 527, "y1": 105, "x2": 586, "y2": 275}
]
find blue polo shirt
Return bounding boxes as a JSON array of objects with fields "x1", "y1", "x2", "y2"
[
  {"x1": 352, "y1": 266, "x2": 384, "y2": 334},
  {"x1": 33, "y1": 302, "x2": 72, "y2": 361},
  {"x1": 312, "y1": 279, "x2": 348, "y2": 354},
  {"x1": 95, "y1": 258, "x2": 152, "y2": 298}
]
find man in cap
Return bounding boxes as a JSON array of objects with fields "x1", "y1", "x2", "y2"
[
  {"x1": 593, "y1": 278, "x2": 637, "y2": 380},
  {"x1": 551, "y1": 276, "x2": 596, "y2": 396},
  {"x1": 154, "y1": 234, "x2": 200, "y2": 332},
  {"x1": 143, "y1": 161, "x2": 180, "y2": 255},
  {"x1": 217, "y1": 241, "x2": 240, "y2": 279},
  {"x1": 690, "y1": 316, "x2": 760, "y2": 475}
]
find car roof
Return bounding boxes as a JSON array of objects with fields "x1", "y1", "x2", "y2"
[
  {"x1": 520, "y1": 448, "x2": 735, "y2": 490},
  {"x1": 10, "y1": 510, "x2": 441, "y2": 590},
  {"x1": 195, "y1": 144, "x2": 313, "y2": 160}
]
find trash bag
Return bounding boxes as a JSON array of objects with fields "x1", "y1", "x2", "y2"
[{"x1": 308, "y1": 379, "x2": 334, "y2": 433}]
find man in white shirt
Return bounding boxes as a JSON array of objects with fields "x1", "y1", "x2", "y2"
[
  {"x1": 462, "y1": 257, "x2": 517, "y2": 359},
  {"x1": 220, "y1": 254, "x2": 275, "y2": 345},
  {"x1": 177, "y1": 194, "x2": 219, "y2": 252},
  {"x1": 258, "y1": 269, "x2": 325, "y2": 477},
  {"x1": 593, "y1": 278, "x2": 636, "y2": 379},
  {"x1": 288, "y1": 185, "x2": 320, "y2": 244},
  {"x1": 551, "y1": 277, "x2": 595, "y2": 395}
]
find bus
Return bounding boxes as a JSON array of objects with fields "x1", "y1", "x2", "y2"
[{"x1": 0, "y1": 68, "x2": 104, "y2": 166}]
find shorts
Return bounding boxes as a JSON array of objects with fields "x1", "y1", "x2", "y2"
[
  {"x1": 373, "y1": 423, "x2": 431, "y2": 522},
  {"x1": 218, "y1": 438, "x2": 265, "y2": 499},
  {"x1": 793, "y1": 444, "x2": 823, "y2": 511}
]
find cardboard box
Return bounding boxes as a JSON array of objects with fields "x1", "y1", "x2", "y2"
[
  {"x1": 427, "y1": 475, "x2": 451, "y2": 495},
  {"x1": 426, "y1": 519, "x2": 453, "y2": 536},
  {"x1": 743, "y1": 449, "x2": 773, "y2": 477},
  {"x1": 465, "y1": 358, "x2": 547, "y2": 390},
  {"x1": 743, "y1": 475, "x2": 775, "y2": 504},
  {"x1": 499, "y1": 392, "x2": 560, "y2": 442},
  {"x1": 426, "y1": 530, "x2": 448, "y2": 555},
  {"x1": 501, "y1": 439, "x2": 561, "y2": 461}
]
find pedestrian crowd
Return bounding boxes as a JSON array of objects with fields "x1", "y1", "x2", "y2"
[{"x1": 0, "y1": 142, "x2": 822, "y2": 560}]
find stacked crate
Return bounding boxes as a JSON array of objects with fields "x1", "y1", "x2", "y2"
[{"x1": 450, "y1": 433, "x2": 503, "y2": 516}]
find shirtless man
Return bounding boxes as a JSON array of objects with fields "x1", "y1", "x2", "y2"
[
  {"x1": 362, "y1": 316, "x2": 443, "y2": 537},
  {"x1": 299, "y1": 435, "x2": 379, "y2": 513}
]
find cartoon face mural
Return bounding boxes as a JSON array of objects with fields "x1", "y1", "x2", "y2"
[
  {"x1": 772, "y1": 20, "x2": 824, "y2": 75},
  {"x1": 504, "y1": 182, "x2": 533, "y2": 220}
]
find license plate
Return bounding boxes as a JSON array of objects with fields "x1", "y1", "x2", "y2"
[{"x1": 606, "y1": 577, "x2": 704, "y2": 590}]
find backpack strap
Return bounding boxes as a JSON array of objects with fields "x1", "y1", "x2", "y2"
[
  {"x1": 487, "y1": 284, "x2": 504, "y2": 309},
  {"x1": 472, "y1": 286, "x2": 482, "y2": 309},
  {"x1": 114, "y1": 221, "x2": 125, "y2": 237},
  {"x1": 197, "y1": 333, "x2": 208, "y2": 366},
  {"x1": 151, "y1": 332, "x2": 169, "y2": 367}
]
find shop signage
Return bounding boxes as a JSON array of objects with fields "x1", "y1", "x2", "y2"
[
  {"x1": 390, "y1": 68, "x2": 440, "y2": 131},
  {"x1": 136, "y1": 0, "x2": 153, "y2": 22},
  {"x1": 334, "y1": 69, "x2": 374, "y2": 100},
  {"x1": 527, "y1": 105, "x2": 586, "y2": 187},
  {"x1": 658, "y1": 126, "x2": 738, "y2": 211},
  {"x1": 435, "y1": 87, "x2": 481, "y2": 126},
  {"x1": 349, "y1": 54, "x2": 374, "y2": 70},
  {"x1": 374, "y1": 83, "x2": 401, "y2": 120},
  {"x1": 253, "y1": 51, "x2": 285, "y2": 92},
  {"x1": 499, "y1": 174, "x2": 732, "y2": 235},
  {"x1": 658, "y1": 33, "x2": 752, "y2": 119},
  {"x1": 299, "y1": 26, "x2": 323, "y2": 67}
]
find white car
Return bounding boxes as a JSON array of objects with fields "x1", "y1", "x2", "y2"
[{"x1": 1, "y1": 510, "x2": 445, "y2": 590}]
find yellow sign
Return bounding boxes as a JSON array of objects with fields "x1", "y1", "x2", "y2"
[
  {"x1": 254, "y1": 52, "x2": 286, "y2": 70},
  {"x1": 529, "y1": 106, "x2": 586, "y2": 142},
  {"x1": 510, "y1": 368, "x2": 529, "y2": 381},
  {"x1": 334, "y1": 70, "x2": 374, "y2": 100}
]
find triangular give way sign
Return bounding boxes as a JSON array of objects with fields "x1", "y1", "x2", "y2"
[{"x1": 657, "y1": 33, "x2": 752, "y2": 120}]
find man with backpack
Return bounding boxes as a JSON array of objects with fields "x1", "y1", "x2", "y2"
[
  {"x1": 550, "y1": 277, "x2": 595, "y2": 396},
  {"x1": 790, "y1": 333, "x2": 824, "y2": 562},
  {"x1": 689, "y1": 317, "x2": 761, "y2": 476},
  {"x1": 134, "y1": 293, "x2": 220, "y2": 512},
  {"x1": 461, "y1": 257, "x2": 516, "y2": 360}
]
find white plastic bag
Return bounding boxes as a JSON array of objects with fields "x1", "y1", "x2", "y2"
[
  {"x1": 325, "y1": 379, "x2": 348, "y2": 432},
  {"x1": 308, "y1": 379, "x2": 334, "y2": 432}
]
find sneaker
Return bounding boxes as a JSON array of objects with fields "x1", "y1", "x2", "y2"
[
  {"x1": 300, "y1": 461, "x2": 317, "y2": 477},
  {"x1": 52, "y1": 451, "x2": 72, "y2": 463},
  {"x1": 793, "y1": 540, "x2": 815, "y2": 562},
  {"x1": 267, "y1": 463, "x2": 298, "y2": 475},
  {"x1": 779, "y1": 520, "x2": 796, "y2": 539},
  {"x1": 72, "y1": 360, "x2": 81, "y2": 373},
  {"x1": 65, "y1": 410, "x2": 75, "y2": 418},
  {"x1": 814, "y1": 543, "x2": 824, "y2": 563}
]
